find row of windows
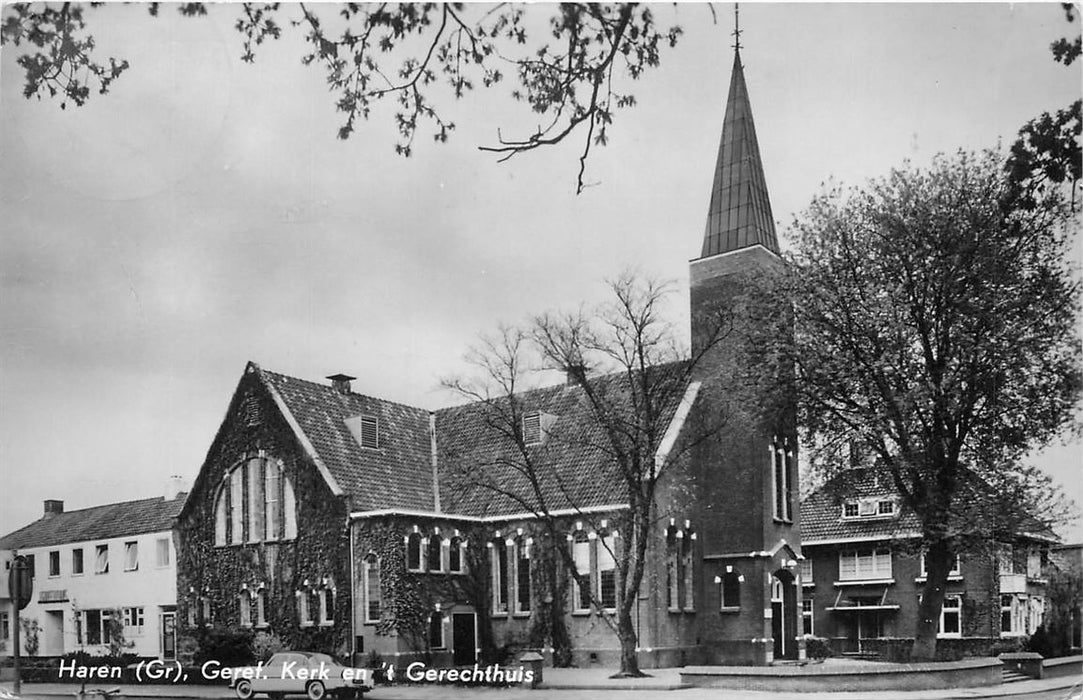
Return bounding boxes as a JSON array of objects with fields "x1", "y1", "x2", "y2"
[
  {"x1": 841, "y1": 498, "x2": 896, "y2": 519},
  {"x1": 77, "y1": 607, "x2": 146, "y2": 644},
  {"x1": 30, "y1": 539, "x2": 172, "y2": 579},
  {"x1": 491, "y1": 536, "x2": 534, "y2": 614},
  {"x1": 405, "y1": 532, "x2": 468, "y2": 574},
  {"x1": 1001, "y1": 594, "x2": 1045, "y2": 637},
  {"x1": 800, "y1": 595, "x2": 965, "y2": 638},
  {"x1": 801, "y1": 550, "x2": 962, "y2": 583},
  {"x1": 186, "y1": 589, "x2": 335, "y2": 628},
  {"x1": 214, "y1": 456, "x2": 298, "y2": 546}
]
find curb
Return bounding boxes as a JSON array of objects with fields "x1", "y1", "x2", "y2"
[{"x1": 536, "y1": 682, "x2": 691, "y2": 691}]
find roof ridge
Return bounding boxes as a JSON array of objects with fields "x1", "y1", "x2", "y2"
[{"x1": 257, "y1": 366, "x2": 432, "y2": 414}]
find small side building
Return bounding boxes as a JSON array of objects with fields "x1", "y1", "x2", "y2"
[{"x1": 0, "y1": 485, "x2": 185, "y2": 660}]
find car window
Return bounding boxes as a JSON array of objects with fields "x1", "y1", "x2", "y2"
[{"x1": 309, "y1": 653, "x2": 335, "y2": 667}]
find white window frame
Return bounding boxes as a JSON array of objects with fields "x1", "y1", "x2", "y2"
[
  {"x1": 448, "y1": 537, "x2": 467, "y2": 574},
  {"x1": 802, "y1": 598, "x2": 814, "y2": 635},
  {"x1": 362, "y1": 555, "x2": 381, "y2": 624},
  {"x1": 838, "y1": 548, "x2": 892, "y2": 581},
  {"x1": 48, "y1": 550, "x2": 60, "y2": 577},
  {"x1": 124, "y1": 541, "x2": 139, "y2": 571},
  {"x1": 319, "y1": 588, "x2": 334, "y2": 626},
  {"x1": 938, "y1": 595, "x2": 963, "y2": 638},
  {"x1": 513, "y1": 538, "x2": 532, "y2": 615},
  {"x1": 919, "y1": 551, "x2": 961, "y2": 579},
  {"x1": 405, "y1": 532, "x2": 425, "y2": 572},
  {"x1": 491, "y1": 540, "x2": 509, "y2": 614},
  {"x1": 571, "y1": 531, "x2": 592, "y2": 613},
  {"x1": 598, "y1": 534, "x2": 619, "y2": 612},
  {"x1": 95, "y1": 544, "x2": 109, "y2": 574},
  {"x1": 71, "y1": 548, "x2": 84, "y2": 576}
]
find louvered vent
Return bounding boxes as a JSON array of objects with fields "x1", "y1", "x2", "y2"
[
  {"x1": 522, "y1": 412, "x2": 541, "y2": 445},
  {"x1": 243, "y1": 393, "x2": 262, "y2": 427},
  {"x1": 359, "y1": 415, "x2": 379, "y2": 449}
]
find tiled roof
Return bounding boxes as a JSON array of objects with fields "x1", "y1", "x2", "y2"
[
  {"x1": 435, "y1": 362, "x2": 691, "y2": 518},
  {"x1": 800, "y1": 469, "x2": 920, "y2": 543},
  {"x1": 251, "y1": 361, "x2": 693, "y2": 519},
  {"x1": 256, "y1": 367, "x2": 436, "y2": 513},
  {"x1": 0, "y1": 496, "x2": 186, "y2": 550}
]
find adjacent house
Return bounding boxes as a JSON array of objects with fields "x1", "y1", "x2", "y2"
[
  {"x1": 0, "y1": 483, "x2": 186, "y2": 660},
  {"x1": 174, "y1": 45, "x2": 806, "y2": 668},
  {"x1": 800, "y1": 469, "x2": 1054, "y2": 657}
]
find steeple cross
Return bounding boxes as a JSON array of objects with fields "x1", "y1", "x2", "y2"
[{"x1": 732, "y1": 3, "x2": 742, "y2": 51}]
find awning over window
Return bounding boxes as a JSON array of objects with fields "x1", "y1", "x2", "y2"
[{"x1": 825, "y1": 588, "x2": 899, "y2": 612}]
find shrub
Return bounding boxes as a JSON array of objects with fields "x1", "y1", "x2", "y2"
[
  {"x1": 193, "y1": 627, "x2": 254, "y2": 666},
  {"x1": 804, "y1": 636, "x2": 834, "y2": 659},
  {"x1": 251, "y1": 631, "x2": 285, "y2": 662}
]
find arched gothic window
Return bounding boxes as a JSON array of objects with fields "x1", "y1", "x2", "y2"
[{"x1": 214, "y1": 455, "x2": 296, "y2": 546}]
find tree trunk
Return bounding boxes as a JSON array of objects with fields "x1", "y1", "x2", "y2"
[
  {"x1": 615, "y1": 607, "x2": 642, "y2": 676},
  {"x1": 911, "y1": 540, "x2": 954, "y2": 662}
]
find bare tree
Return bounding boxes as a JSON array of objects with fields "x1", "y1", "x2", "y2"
[{"x1": 441, "y1": 271, "x2": 733, "y2": 676}]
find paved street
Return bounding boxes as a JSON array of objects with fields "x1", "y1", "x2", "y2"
[{"x1": 3, "y1": 673, "x2": 1080, "y2": 700}]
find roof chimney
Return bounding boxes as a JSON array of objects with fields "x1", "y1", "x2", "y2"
[
  {"x1": 43, "y1": 500, "x2": 64, "y2": 519},
  {"x1": 327, "y1": 373, "x2": 356, "y2": 394},
  {"x1": 164, "y1": 475, "x2": 189, "y2": 501}
]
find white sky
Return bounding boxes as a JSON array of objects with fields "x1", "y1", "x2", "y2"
[{"x1": 2, "y1": 3, "x2": 1081, "y2": 540}]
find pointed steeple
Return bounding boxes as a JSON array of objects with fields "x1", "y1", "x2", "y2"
[{"x1": 699, "y1": 47, "x2": 779, "y2": 258}]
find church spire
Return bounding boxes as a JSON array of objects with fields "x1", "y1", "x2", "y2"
[{"x1": 699, "y1": 23, "x2": 778, "y2": 258}]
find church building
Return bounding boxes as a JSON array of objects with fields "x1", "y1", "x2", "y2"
[{"x1": 173, "y1": 43, "x2": 803, "y2": 669}]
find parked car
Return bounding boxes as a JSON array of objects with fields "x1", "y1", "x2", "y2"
[{"x1": 231, "y1": 651, "x2": 373, "y2": 700}]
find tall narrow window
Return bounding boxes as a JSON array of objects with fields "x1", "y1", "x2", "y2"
[
  {"x1": 156, "y1": 538, "x2": 171, "y2": 567},
  {"x1": 240, "y1": 594, "x2": 252, "y2": 627},
  {"x1": 449, "y1": 537, "x2": 466, "y2": 574},
  {"x1": 265, "y1": 464, "x2": 281, "y2": 540},
  {"x1": 406, "y1": 533, "x2": 424, "y2": 572},
  {"x1": 49, "y1": 551, "x2": 60, "y2": 577},
  {"x1": 802, "y1": 599, "x2": 814, "y2": 635},
  {"x1": 681, "y1": 536, "x2": 694, "y2": 611},
  {"x1": 72, "y1": 548, "x2": 84, "y2": 576},
  {"x1": 230, "y1": 467, "x2": 244, "y2": 544},
  {"x1": 319, "y1": 589, "x2": 334, "y2": 625},
  {"x1": 95, "y1": 545, "x2": 109, "y2": 574},
  {"x1": 428, "y1": 535, "x2": 444, "y2": 573},
  {"x1": 491, "y1": 539, "x2": 508, "y2": 614},
  {"x1": 721, "y1": 570, "x2": 741, "y2": 609},
  {"x1": 772, "y1": 438, "x2": 793, "y2": 521},
  {"x1": 666, "y1": 533, "x2": 679, "y2": 611},
  {"x1": 363, "y1": 554, "x2": 381, "y2": 623},
  {"x1": 939, "y1": 595, "x2": 962, "y2": 637},
  {"x1": 124, "y1": 542, "x2": 138, "y2": 571},
  {"x1": 571, "y1": 531, "x2": 591, "y2": 612},
  {"x1": 283, "y1": 477, "x2": 297, "y2": 539},
  {"x1": 215, "y1": 486, "x2": 228, "y2": 546},
  {"x1": 428, "y1": 612, "x2": 444, "y2": 649},
  {"x1": 256, "y1": 590, "x2": 267, "y2": 627},
  {"x1": 247, "y1": 458, "x2": 264, "y2": 542},
  {"x1": 514, "y1": 538, "x2": 531, "y2": 614},
  {"x1": 599, "y1": 534, "x2": 618, "y2": 610}
]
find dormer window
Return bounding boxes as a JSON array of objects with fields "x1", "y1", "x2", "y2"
[
  {"x1": 522, "y1": 412, "x2": 541, "y2": 445},
  {"x1": 842, "y1": 498, "x2": 897, "y2": 520}
]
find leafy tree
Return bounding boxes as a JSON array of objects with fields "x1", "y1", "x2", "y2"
[
  {"x1": 1005, "y1": 3, "x2": 1082, "y2": 210},
  {"x1": 442, "y1": 272, "x2": 735, "y2": 676},
  {"x1": 769, "y1": 150, "x2": 1081, "y2": 661},
  {"x1": 0, "y1": 2, "x2": 684, "y2": 194}
]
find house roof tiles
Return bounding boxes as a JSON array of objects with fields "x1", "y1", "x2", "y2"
[{"x1": 0, "y1": 495, "x2": 186, "y2": 550}]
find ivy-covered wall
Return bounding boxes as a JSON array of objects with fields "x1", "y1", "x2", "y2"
[{"x1": 175, "y1": 370, "x2": 352, "y2": 662}]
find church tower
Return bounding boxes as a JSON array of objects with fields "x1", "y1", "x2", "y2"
[{"x1": 688, "y1": 28, "x2": 803, "y2": 665}]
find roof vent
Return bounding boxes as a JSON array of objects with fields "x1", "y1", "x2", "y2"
[
  {"x1": 43, "y1": 500, "x2": 64, "y2": 519},
  {"x1": 327, "y1": 373, "x2": 356, "y2": 394}
]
